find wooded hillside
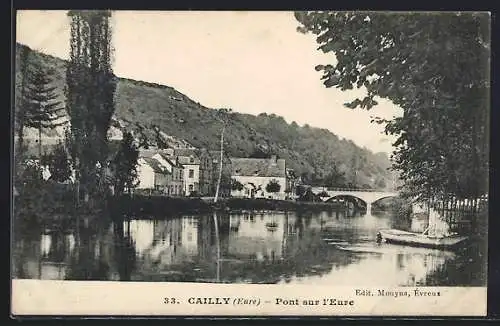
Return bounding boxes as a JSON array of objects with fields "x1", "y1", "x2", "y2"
[{"x1": 15, "y1": 42, "x2": 395, "y2": 189}]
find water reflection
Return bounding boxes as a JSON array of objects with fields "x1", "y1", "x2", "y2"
[
  {"x1": 228, "y1": 212, "x2": 284, "y2": 261},
  {"x1": 12, "y1": 208, "x2": 484, "y2": 286}
]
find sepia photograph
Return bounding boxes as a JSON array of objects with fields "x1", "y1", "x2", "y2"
[{"x1": 12, "y1": 10, "x2": 490, "y2": 316}]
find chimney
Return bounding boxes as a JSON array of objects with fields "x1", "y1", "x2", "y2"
[{"x1": 271, "y1": 155, "x2": 277, "y2": 164}]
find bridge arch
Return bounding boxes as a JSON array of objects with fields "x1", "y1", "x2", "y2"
[
  {"x1": 372, "y1": 195, "x2": 398, "y2": 205},
  {"x1": 326, "y1": 195, "x2": 367, "y2": 209},
  {"x1": 322, "y1": 190, "x2": 398, "y2": 204}
]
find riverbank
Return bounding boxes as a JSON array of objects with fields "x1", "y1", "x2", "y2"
[
  {"x1": 109, "y1": 195, "x2": 347, "y2": 218},
  {"x1": 14, "y1": 187, "x2": 348, "y2": 228}
]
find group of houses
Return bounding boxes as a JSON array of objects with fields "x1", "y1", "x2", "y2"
[
  {"x1": 17, "y1": 125, "x2": 301, "y2": 200},
  {"x1": 134, "y1": 148, "x2": 299, "y2": 200}
]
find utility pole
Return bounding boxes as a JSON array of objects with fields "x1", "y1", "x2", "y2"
[{"x1": 214, "y1": 125, "x2": 225, "y2": 203}]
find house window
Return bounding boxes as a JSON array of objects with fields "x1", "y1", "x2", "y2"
[
  {"x1": 189, "y1": 184, "x2": 194, "y2": 192},
  {"x1": 190, "y1": 157, "x2": 194, "y2": 163},
  {"x1": 189, "y1": 169, "x2": 194, "y2": 178}
]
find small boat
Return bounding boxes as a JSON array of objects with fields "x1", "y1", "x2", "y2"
[{"x1": 377, "y1": 228, "x2": 468, "y2": 249}]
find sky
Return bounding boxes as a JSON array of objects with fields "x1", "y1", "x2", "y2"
[{"x1": 16, "y1": 10, "x2": 402, "y2": 154}]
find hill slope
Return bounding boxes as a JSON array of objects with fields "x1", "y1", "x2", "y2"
[{"x1": 14, "y1": 43, "x2": 394, "y2": 189}]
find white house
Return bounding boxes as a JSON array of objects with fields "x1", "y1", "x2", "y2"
[
  {"x1": 136, "y1": 157, "x2": 169, "y2": 190},
  {"x1": 136, "y1": 157, "x2": 156, "y2": 189},
  {"x1": 230, "y1": 156, "x2": 287, "y2": 200}
]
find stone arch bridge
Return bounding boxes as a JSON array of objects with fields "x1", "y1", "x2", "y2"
[{"x1": 313, "y1": 188, "x2": 398, "y2": 211}]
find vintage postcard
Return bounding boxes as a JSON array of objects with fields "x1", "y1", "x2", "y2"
[{"x1": 12, "y1": 10, "x2": 489, "y2": 317}]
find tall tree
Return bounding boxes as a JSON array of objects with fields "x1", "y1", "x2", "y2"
[
  {"x1": 15, "y1": 45, "x2": 31, "y2": 179},
  {"x1": 295, "y1": 11, "x2": 490, "y2": 202},
  {"x1": 111, "y1": 131, "x2": 139, "y2": 196},
  {"x1": 48, "y1": 141, "x2": 72, "y2": 183},
  {"x1": 23, "y1": 58, "x2": 65, "y2": 159},
  {"x1": 66, "y1": 10, "x2": 116, "y2": 203}
]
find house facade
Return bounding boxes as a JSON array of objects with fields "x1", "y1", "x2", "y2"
[
  {"x1": 197, "y1": 149, "x2": 213, "y2": 196},
  {"x1": 175, "y1": 148, "x2": 213, "y2": 196},
  {"x1": 137, "y1": 148, "x2": 184, "y2": 196},
  {"x1": 152, "y1": 152, "x2": 184, "y2": 196},
  {"x1": 230, "y1": 156, "x2": 287, "y2": 200},
  {"x1": 174, "y1": 149, "x2": 201, "y2": 196}
]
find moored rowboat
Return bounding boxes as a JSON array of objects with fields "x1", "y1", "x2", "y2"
[{"x1": 377, "y1": 229, "x2": 468, "y2": 249}]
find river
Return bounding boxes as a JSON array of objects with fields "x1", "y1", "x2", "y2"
[{"x1": 12, "y1": 208, "x2": 486, "y2": 286}]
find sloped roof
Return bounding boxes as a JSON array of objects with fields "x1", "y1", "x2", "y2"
[
  {"x1": 156, "y1": 153, "x2": 183, "y2": 168},
  {"x1": 142, "y1": 157, "x2": 170, "y2": 174},
  {"x1": 231, "y1": 157, "x2": 286, "y2": 178},
  {"x1": 173, "y1": 148, "x2": 198, "y2": 157},
  {"x1": 138, "y1": 149, "x2": 158, "y2": 158},
  {"x1": 177, "y1": 155, "x2": 200, "y2": 165},
  {"x1": 171, "y1": 148, "x2": 200, "y2": 165}
]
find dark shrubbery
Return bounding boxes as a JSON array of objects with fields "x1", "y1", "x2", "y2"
[
  {"x1": 109, "y1": 195, "x2": 211, "y2": 217},
  {"x1": 189, "y1": 191, "x2": 201, "y2": 198},
  {"x1": 14, "y1": 180, "x2": 76, "y2": 227}
]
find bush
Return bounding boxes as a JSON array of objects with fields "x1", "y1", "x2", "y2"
[
  {"x1": 390, "y1": 196, "x2": 413, "y2": 219},
  {"x1": 189, "y1": 191, "x2": 201, "y2": 198},
  {"x1": 265, "y1": 179, "x2": 281, "y2": 193},
  {"x1": 231, "y1": 178, "x2": 244, "y2": 191},
  {"x1": 295, "y1": 185, "x2": 307, "y2": 197}
]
